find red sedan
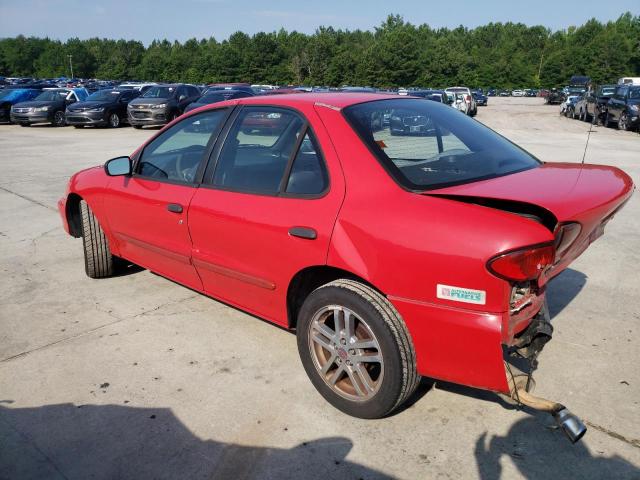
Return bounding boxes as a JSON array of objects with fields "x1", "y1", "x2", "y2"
[{"x1": 59, "y1": 93, "x2": 633, "y2": 439}]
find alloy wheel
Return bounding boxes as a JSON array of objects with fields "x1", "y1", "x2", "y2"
[
  {"x1": 54, "y1": 111, "x2": 65, "y2": 127},
  {"x1": 618, "y1": 114, "x2": 628, "y2": 131},
  {"x1": 307, "y1": 305, "x2": 383, "y2": 402},
  {"x1": 109, "y1": 113, "x2": 120, "y2": 128}
]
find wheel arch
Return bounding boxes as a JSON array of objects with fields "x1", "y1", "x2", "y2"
[
  {"x1": 65, "y1": 193, "x2": 84, "y2": 238},
  {"x1": 286, "y1": 265, "x2": 384, "y2": 330}
]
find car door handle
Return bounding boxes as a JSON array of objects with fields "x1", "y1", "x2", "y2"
[
  {"x1": 289, "y1": 227, "x2": 317, "y2": 240},
  {"x1": 167, "y1": 203, "x2": 183, "y2": 214}
]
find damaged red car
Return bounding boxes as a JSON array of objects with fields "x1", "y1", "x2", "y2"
[{"x1": 59, "y1": 94, "x2": 633, "y2": 442}]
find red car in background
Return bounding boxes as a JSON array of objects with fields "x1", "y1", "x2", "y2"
[{"x1": 59, "y1": 93, "x2": 633, "y2": 442}]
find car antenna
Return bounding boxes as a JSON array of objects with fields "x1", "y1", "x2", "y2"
[{"x1": 581, "y1": 116, "x2": 594, "y2": 166}]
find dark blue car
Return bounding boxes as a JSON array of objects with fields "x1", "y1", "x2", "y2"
[
  {"x1": 0, "y1": 88, "x2": 42, "y2": 123},
  {"x1": 472, "y1": 91, "x2": 488, "y2": 106}
]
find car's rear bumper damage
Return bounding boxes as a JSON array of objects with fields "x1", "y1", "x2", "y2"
[
  {"x1": 504, "y1": 303, "x2": 587, "y2": 442},
  {"x1": 391, "y1": 294, "x2": 587, "y2": 442}
]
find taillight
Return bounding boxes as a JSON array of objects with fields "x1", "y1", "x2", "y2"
[
  {"x1": 465, "y1": 94, "x2": 471, "y2": 102},
  {"x1": 487, "y1": 244, "x2": 555, "y2": 282},
  {"x1": 554, "y1": 222, "x2": 581, "y2": 258}
]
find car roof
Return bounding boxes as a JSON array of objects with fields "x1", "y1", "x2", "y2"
[
  {"x1": 236, "y1": 92, "x2": 397, "y2": 108},
  {"x1": 184, "y1": 92, "x2": 403, "y2": 117}
]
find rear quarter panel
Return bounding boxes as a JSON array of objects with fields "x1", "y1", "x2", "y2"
[{"x1": 315, "y1": 105, "x2": 555, "y2": 391}]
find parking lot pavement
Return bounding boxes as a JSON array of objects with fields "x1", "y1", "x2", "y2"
[{"x1": 1, "y1": 98, "x2": 639, "y2": 479}]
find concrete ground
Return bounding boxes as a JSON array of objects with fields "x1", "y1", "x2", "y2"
[{"x1": 0, "y1": 97, "x2": 638, "y2": 479}]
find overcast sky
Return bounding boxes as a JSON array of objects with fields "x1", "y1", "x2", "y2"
[{"x1": 1, "y1": 0, "x2": 638, "y2": 44}]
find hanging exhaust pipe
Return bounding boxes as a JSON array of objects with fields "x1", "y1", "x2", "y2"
[{"x1": 509, "y1": 377, "x2": 587, "y2": 443}]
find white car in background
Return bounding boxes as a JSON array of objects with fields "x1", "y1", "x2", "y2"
[
  {"x1": 511, "y1": 89, "x2": 525, "y2": 97},
  {"x1": 444, "y1": 86, "x2": 477, "y2": 116}
]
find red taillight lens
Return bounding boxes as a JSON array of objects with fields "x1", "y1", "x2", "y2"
[
  {"x1": 488, "y1": 245, "x2": 555, "y2": 282},
  {"x1": 465, "y1": 94, "x2": 471, "y2": 102}
]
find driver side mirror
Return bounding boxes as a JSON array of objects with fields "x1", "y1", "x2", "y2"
[
  {"x1": 105, "y1": 156, "x2": 132, "y2": 176},
  {"x1": 178, "y1": 94, "x2": 187, "y2": 101}
]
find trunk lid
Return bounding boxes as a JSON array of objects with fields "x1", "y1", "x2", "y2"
[{"x1": 428, "y1": 162, "x2": 634, "y2": 275}]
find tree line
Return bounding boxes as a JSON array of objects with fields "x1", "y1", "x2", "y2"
[{"x1": 1, "y1": 13, "x2": 638, "y2": 88}]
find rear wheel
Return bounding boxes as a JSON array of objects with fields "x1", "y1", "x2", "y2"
[
  {"x1": 296, "y1": 279, "x2": 419, "y2": 419},
  {"x1": 53, "y1": 110, "x2": 66, "y2": 127},
  {"x1": 80, "y1": 200, "x2": 114, "y2": 278}
]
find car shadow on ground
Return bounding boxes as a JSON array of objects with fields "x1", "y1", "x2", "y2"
[
  {"x1": 546, "y1": 268, "x2": 587, "y2": 320},
  {"x1": 0, "y1": 402, "x2": 392, "y2": 480},
  {"x1": 474, "y1": 413, "x2": 640, "y2": 479}
]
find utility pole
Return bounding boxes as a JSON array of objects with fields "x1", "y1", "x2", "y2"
[{"x1": 68, "y1": 55, "x2": 74, "y2": 79}]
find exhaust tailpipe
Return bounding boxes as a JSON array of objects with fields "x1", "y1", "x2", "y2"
[
  {"x1": 553, "y1": 408, "x2": 587, "y2": 444},
  {"x1": 510, "y1": 378, "x2": 587, "y2": 443}
]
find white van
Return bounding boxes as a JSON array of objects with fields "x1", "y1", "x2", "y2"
[{"x1": 618, "y1": 77, "x2": 640, "y2": 86}]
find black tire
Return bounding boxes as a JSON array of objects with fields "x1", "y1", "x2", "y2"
[
  {"x1": 133, "y1": 125, "x2": 142, "y2": 129},
  {"x1": 74, "y1": 125, "x2": 84, "y2": 129},
  {"x1": 20, "y1": 123, "x2": 31, "y2": 127},
  {"x1": 80, "y1": 200, "x2": 114, "y2": 278},
  {"x1": 53, "y1": 110, "x2": 66, "y2": 127},
  {"x1": 603, "y1": 112, "x2": 612, "y2": 128},
  {"x1": 297, "y1": 279, "x2": 419, "y2": 419}
]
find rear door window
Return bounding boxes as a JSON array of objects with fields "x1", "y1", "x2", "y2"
[{"x1": 285, "y1": 132, "x2": 328, "y2": 195}]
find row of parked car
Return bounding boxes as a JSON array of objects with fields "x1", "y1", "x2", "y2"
[
  {"x1": 0, "y1": 82, "x2": 489, "y2": 129},
  {"x1": 559, "y1": 77, "x2": 640, "y2": 131}
]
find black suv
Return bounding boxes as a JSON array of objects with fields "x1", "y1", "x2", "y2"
[
  {"x1": 605, "y1": 84, "x2": 640, "y2": 131},
  {"x1": 127, "y1": 84, "x2": 201, "y2": 128},
  {"x1": 66, "y1": 89, "x2": 140, "y2": 128}
]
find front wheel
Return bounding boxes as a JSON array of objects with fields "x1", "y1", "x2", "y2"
[
  {"x1": 53, "y1": 110, "x2": 66, "y2": 127},
  {"x1": 618, "y1": 113, "x2": 630, "y2": 131},
  {"x1": 297, "y1": 279, "x2": 419, "y2": 419},
  {"x1": 108, "y1": 112, "x2": 121, "y2": 128},
  {"x1": 80, "y1": 200, "x2": 114, "y2": 278}
]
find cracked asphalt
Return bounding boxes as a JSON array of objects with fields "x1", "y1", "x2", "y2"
[{"x1": 1, "y1": 97, "x2": 639, "y2": 479}]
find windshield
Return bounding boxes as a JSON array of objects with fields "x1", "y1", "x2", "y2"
[
  {"x1": 0, "y1": 90, "x2": 19, "y2": 100},
  {"x1": 87, "y1": 90, "x2": 121, "y2": 101},
  {"x1": 600, "y1": 87, "x2": 615, "y2": 96},
  {"x1": 142, "y1": 86, "x2": 175, "y2": 99},
  {"x1": 629, "y1": 88, "x2": 640, "y2": 99},
  {"x1": 343, "y1": 98, "x2": 540, "y2": 190},
  {"x1": 35, "y1": 90, "x2": 68, "y2": 101}
]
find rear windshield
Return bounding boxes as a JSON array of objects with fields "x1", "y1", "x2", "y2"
[
  {"x1": 629, "y1": 87, "x2": 640, "y2": 99},
  {"x1": 343, "y1": 98, "x2": 540, "y2": 190}
]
